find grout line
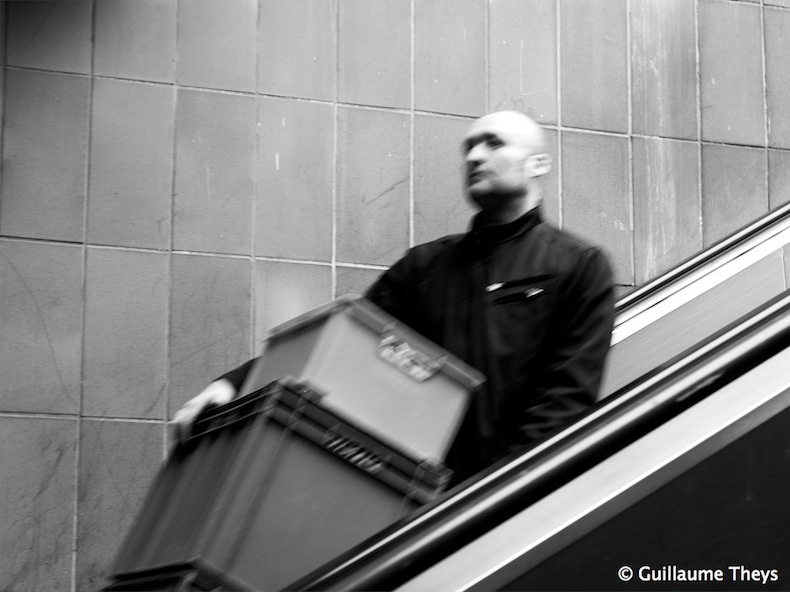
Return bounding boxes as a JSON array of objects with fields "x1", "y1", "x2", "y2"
[
  {"x1": 409, "y1": 0, "x2": 416, "y2": 248},
  {"x1": 70, "y1": 410, "x2": 80, "y2": 592},
  {"x1": 163, "y1": 246, "x2": 173, "y2": 441},
  {"x1": 81, "y1": 416, "x2": 170, "y2": 424},
  {"x1": 556, "y1": 0, "x2": 563, "y2": 228},
  {"x1": 484, "y1": 0, "x2": 490, "y2": 115},
  {"x1": 255, "y1": 257, "x2": 331, "y2": 266},
  {"x1": 169, "y1": 249, "x2": 259, "y2": 259},
  {"x1": 0, "y1": 235, "x2": 90, "y2": 247},
  {"x1": 73, "y1": 1, "x2": 98, "y2": 588},
  {"x1": 331, "y1": 0, "x2": 340, "y2": 296},
  {"x1": 696, "y1": 0, "x2": 705, "y2": 251},
  {"x1": 164, "y1": 0, "x2": 181, "y2": 459},
  {"x1": 2, "y1": 65, "x2": 96, "y2": 78},
  {"x1": 0, "y1": 233, "x2": 396, "y2": 268},
  {"x1": 760, "y1": 0, "x2": 770, "y2": 211},
  {"x1": 250, "y1": 0, "x2": 262, "y2": 356},
  {"x1": 626, "y1": 0, "x2": 636, "y2": 286},
  {"x1": 335, "y1": 261, "x2": 390, "y2": 271},
  {"x1": 0, "y1": 64, "x2": 481, "y2": 119},
  {"x1": 0, "y1": 2, "x2": 6, "y2": 234},
  {"x1": 0, "y1": 411, "x2": 82, "y2": 421},
  {"x1": 0, "y1": 411, "x2": 168, "y2": 424},
  {"x1": 64, "y1": 242, "x2": 171, "y2": 254}
]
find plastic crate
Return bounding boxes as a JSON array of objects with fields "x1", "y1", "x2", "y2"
[
  {"x1": 239, "y1": 295, "x2": 485, "y2": 462},
  {"x1": 107, "y1": 378, "x2": 451, "y2": 592}
]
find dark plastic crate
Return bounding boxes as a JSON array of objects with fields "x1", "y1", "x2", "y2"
[{"x1": 107, "y1": 378, "x2": 451, "y2": 592}]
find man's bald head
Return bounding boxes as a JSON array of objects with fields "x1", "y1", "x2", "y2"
[
  {"x1": 464, "y1": 110, "x2": 547, "y2": 155},
  {"x1": 462, "y1": 111, "x2": 551, "y2": 223}
]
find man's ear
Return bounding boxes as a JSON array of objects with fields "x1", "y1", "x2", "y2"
[{"x1": 526, "y1": 153, "x2": 552, "y2": 177}]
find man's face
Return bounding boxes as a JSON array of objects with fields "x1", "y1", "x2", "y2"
[{"x1": 461, "y1": 112, "x2": 546, "y2": 211}]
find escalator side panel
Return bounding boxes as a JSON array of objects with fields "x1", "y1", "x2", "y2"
[
  {"x1": 602, "y1": 250, "x2": 786, "y2": 397},
  {"x1": 395, "y1": 346, "x2": 790, "y2": 592},
  {"x1": 505, "y1": 405, "x2": 790, "y2": 591}
]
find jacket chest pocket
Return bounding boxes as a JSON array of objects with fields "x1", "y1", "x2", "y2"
[
  {"x1": 486, "y1": 276, "x2": 557, "y2": 354},
  {"x1": 491, "y1": 285, "x2": 549, "y2": 305}
]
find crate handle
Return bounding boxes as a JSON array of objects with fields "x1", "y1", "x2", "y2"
[{"x1": 377, "y1": 330, "x2": 444, "y2": 381}]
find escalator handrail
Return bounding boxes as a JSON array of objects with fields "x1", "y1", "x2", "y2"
[
  {"x1": 292, "y1": 289, "x2": 790, "y2": 591},
  {"x1": 615, "y1": 201, "x2": 790, "y2": 317}
]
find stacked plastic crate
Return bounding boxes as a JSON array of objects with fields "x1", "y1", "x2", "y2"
[{"x1": 106, "y1": 296, "x2": 484, "y2": 591}]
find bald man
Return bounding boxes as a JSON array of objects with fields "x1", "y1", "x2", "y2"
[{"x1": 172, "y1": 111, "x2": 615, "y2": 484}]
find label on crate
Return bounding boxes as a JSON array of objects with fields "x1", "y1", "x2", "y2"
[
  {"x1": 378, "y1": 332, "x2": 441, "y2": 382},
  {"x1": 322, "y1": 432, "x2": 387, "y2": 476}
]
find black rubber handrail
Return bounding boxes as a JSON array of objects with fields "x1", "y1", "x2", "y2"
[
  {"x1": 615, "y1": 201, "x2": 790, "y2": 313},
  {"x1": 291, "y1": 289, "x2": 790, "y2": 591}
]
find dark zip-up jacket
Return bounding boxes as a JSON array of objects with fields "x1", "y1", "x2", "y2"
[
  {"x1": 221, "y1": 208, "x2": 614, "y2": 483},
  {"x1": 364, "y1": 208, "x2": 615, "y2": 481}
]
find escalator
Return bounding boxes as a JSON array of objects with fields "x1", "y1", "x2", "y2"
[
  {"x1": 395, "y1": 294, "x2": 790, "y2": 591},
  {"x1": 603, "y1": 200, "x2": 790, "y2": 397},
  {"x1": 287, "y1": 204, "x2": 790, "y2": 591}
]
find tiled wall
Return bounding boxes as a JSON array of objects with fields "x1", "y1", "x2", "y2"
[{"x1": 2, "y1": 1, "x2": 790, "y2": 590}]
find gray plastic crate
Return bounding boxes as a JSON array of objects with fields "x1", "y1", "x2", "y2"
[{"x1": 240, "y1": 295, "x2": 485, "y2": 462}]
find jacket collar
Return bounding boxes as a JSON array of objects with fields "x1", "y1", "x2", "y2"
[{"x1": 469, "y1": 206, "x2": 543, "y2": 247}]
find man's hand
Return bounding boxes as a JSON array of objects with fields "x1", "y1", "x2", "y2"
[{"x1": 169, "y1": 378, "x2": 237, "y2": 447}]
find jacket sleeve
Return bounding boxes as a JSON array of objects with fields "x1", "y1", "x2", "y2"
[{"x1": 518, "y1": 246, "x2": 615, "y2": 441}]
